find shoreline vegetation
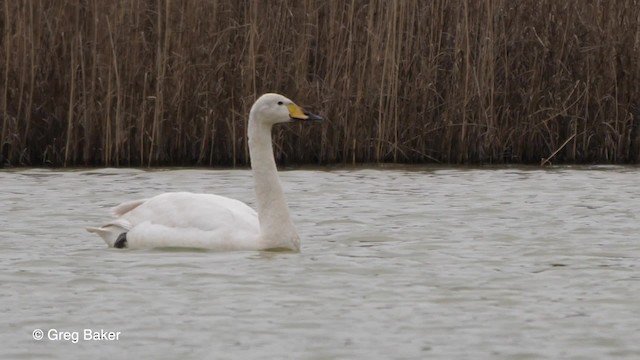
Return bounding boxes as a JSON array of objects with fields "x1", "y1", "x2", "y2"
[{"x1": 1, "y1": 1, "x2": 639, "y2": 167}]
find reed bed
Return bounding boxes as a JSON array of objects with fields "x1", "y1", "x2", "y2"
[{"x1": 1, "y1": 0, "x2": 639, "y2": 166}]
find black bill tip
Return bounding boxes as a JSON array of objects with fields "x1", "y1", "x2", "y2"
[{"x1": 304, "y1": 111, "x2": 323, "y2": 121}]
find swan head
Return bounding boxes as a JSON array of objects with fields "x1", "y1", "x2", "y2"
[{"x1": 250, "y1": 93, "x2": 322, "y2": 126}]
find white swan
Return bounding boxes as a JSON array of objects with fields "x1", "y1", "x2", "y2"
[{"x1": 87, "y1": 93, "x2": 322, "y2": 251}]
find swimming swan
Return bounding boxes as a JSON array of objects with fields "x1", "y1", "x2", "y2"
[{"x1": 87, "y1": 93, "x2": 322, "y2": 251}]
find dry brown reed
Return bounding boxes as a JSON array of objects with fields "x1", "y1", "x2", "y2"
[{"x1": 1, "y1": 0, "x2": 639, "y2": 166}]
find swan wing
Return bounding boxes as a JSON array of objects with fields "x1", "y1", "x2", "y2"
[
  {"x1": 126, "y1": 221, "x2": 262, "y2": 250},
  {"x1": 88, "y1": 192, "x2": 261, "y2": 250},
  {"x1": 110, "y1": 198, "x2": 149, "y2": 217}
]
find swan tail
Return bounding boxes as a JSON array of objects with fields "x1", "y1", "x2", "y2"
[
  {"x1": 87, "y1": 219, "x2": 131, "y2": 247},
  {"x1": 87, "y1": 199, "x2": 144, "y2": 247},
  {"x1": 110, "y1": 198, "x2": 148, "y2": 217}
]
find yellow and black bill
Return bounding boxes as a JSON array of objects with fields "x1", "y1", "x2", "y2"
[{"x1": 288, "y1": 104, "x2": 323, "y2": 122}]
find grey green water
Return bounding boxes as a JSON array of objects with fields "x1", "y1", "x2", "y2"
[{"x1": 1, "y1": 167, "x2": 639, "y2": 359}]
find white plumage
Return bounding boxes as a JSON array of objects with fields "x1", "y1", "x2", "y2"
[{"x1": 87, "y1": 93, "x2": 322, "y2": 251}]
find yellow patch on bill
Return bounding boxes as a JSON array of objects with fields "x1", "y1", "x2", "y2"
[{"x1": 287, "y1": 104, "x2": 308, "y2": 120}]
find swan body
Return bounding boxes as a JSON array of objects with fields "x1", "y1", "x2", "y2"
[
  {"x1": 87, "y1": 193, "x2": 261, "y2": 250},
  {"x1": 87, "y1": 93, "x2": 322, "y2": 251}
]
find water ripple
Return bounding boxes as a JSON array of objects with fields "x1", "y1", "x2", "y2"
[{"x1": 1, "y1": 166, "x2": 639, "y2": 359}]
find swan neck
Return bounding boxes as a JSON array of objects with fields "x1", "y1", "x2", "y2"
[{"x1": 248, "y1": 114, "x2": 299, "y2": 250}]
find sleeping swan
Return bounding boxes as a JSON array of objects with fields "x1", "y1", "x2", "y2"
[{"x1": 87, "y1": 93, "x2": 322, "y2": 251}]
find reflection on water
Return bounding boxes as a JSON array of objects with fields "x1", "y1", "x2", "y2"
[{"x1": 1, "y1": 166, "x2": 639, "y2": 359}]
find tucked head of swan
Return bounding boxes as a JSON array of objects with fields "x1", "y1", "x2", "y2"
[{"x1": 250, "y1": 93, "x2": 323, "y2": 125}]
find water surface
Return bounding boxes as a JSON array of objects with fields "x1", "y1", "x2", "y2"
[{"x1": 1, "y1": 166, "x2": 639, "y2": 359}]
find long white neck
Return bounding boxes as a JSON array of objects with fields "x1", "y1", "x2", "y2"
[{"x1": 248, "y1": 112, "x2": 300, "y2": 251}]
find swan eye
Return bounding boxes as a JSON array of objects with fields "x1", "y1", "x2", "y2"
[{"x1": 277, "y1": 101, "x2": 284, "y2": 106}]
